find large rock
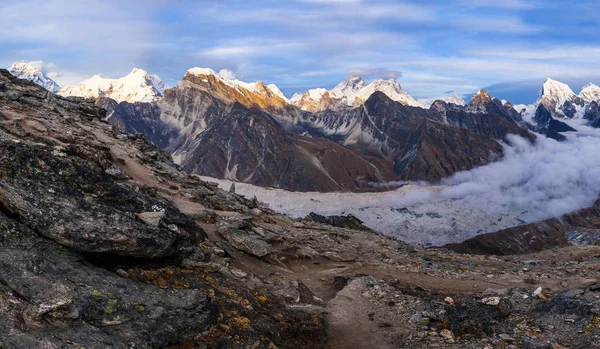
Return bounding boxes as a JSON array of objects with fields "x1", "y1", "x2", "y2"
[
  {"x1": 0, "y1": 212, "x2": 216, "y2": 348},
  {"x1": 0, "y1": 139, "x2": 203, "y2": 258},
  {"x1": 219, "y1": 227, "x2": 272, "y2": 257}
]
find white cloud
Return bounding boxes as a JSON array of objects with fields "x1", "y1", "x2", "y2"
[
  {"x1": 296, "y1": 0, "x2": 363, "y2": 3},
  {"x1": 457, "y1": 0, "x2": 539, "y2": 9},
  {"x1": 347, "y1": 67, "x2": 402, "y2": 79},
  {"x1": 454, "y1": 17, "x2": 542, "y2": 34},
  {"x1": 218, "y1": 69, "x2": 237, "y2": 80}
]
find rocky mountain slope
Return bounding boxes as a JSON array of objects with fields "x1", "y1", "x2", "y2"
[
  {"x1": 293, "y1": 91, "x2": 534, "y2": 181},
  {"x1": 1, "y1": 69, "x2": 599, "y2": 348},
  {"x1": 9, "y1": 61, "x2": 61, "y2": 93},
  {"x1": 79, "y1": 70, "x2": 537, "y2": 190},
  {"x1": 58, "y1": 68, "x2": 166, "y2": 103}
]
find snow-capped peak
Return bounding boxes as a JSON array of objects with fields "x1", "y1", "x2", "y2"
[
  {"x1": 519, "y1": 78, "x2": 587, "y2": 123},
  {"x1": 356, "y1": 78, "x2": 422, "y2": 107},
  {"x1": 58, "y1": 68, "x2": 165, "y2": 103},
  {"x1": 579, "y1": 83, "x2": 600, "y2": 103},
  {"x1": 266, "y1": 84, "x2": 290, "y2": 103},
  {"x1": 539, "y1": 78, "x2": 577, "y2": 102},
  {"x1": 290, "y1": 92, "x2": 304, "y2": 105},
  {"x1": 186, "y1": 67, "x2": 289, "y2": 102},
  {"x1": 330, "y1": 75, "x2": 366, "y2": 98},
  {"x1": 444, "y1": 93, "x2": 466, "y2": 106},
  {"x1": 420, "y1": 93, "x2": 466, "y2": 108},
  {"x1": 187, "y1": 67, "x2": 219, "y2": 78},
  {"x1": 292, "y1": 75, "x2": 422, "y2": 112},
  {"x1": 9, "y1": 62, "x2": 61, "y2": 93}
]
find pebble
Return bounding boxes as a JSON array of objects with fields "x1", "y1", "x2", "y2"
[
  {"x1": 116, "y1": 269, "x2": 129, "y2": 278},
  {"x1": 532, "y1": 287, "x2": 546, "y2": 299},
  {"x1": 229, "y1": 267, "x2": 247, "y2": 278},
  {"x1": 439, "y1": 329, "x2": 454, "y2": 342},
  {"x1": 481, "y1": 296, "x2": 500, "y2": 306},
  {"x1": 444, "y1": 296, "x2": 455, "y2": 305}
]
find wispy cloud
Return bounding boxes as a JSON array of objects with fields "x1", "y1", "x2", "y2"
[
  {"x1": 348, "y1": 67, "x2": 402, "y2": 79},
  {"x1": 457, "y1": 0, "x2": 539, "y2": 9},
  {"x1": 1, "y1": 0, "x2": 598, "y2": 102},
  {"x1": 454, "y1": 17, "x2": 543, "y2": 34}
]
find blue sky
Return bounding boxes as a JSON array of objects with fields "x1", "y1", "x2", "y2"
[{"x1": 2, "y1": 0, "x2": 600, "y2": 103}]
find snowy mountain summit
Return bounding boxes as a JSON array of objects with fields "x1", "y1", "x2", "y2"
[
  {"x1": 519, "y1": 78, "x2": 588, "y2": 122},
  {"x1": 9, "y1": 62, "x2": 61, "y2": 93},
  {"x1": 292, "y1": 76, "x2": 423, "y2": 112},
  {"x1": 579, "y1": 83, "x2": 600, "y2": 103},
  {"x1": 58, "y1": 68, "x2": 166, "y2": 103},
  {"x1": 186, "y1": 67, "x2": 289, "y2": 103},
  {"x1": 419, "y1": 93, "x2": 466, "y2": 108}
]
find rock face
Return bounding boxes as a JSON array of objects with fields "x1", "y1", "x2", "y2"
[
  {"x1": 99, "y1": 97, "x2": 177, "y2": 149},
  {"x1": 464, "y1": 90, "x2": 523, "y2": 124}
]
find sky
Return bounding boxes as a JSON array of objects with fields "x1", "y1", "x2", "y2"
[{"x1": 2, "y1": 0, "x2": 600, "y2": 104}]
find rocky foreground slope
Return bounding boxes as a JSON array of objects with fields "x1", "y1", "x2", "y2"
[{"x1": 0, "y1": 69, "x2": 599, "y2": 348}]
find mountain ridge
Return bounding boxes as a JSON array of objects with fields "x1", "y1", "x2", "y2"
[
  {"x1": 9, "y1": 61, "x2": 61, "y2": 93},
  {"x1": 58, "y1": 68, "x2": 166, "y2": 103}
]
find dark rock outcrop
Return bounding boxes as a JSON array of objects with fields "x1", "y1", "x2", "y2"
[
  {"x1": 307, "y1": 212, "x2": 371, "y2": 231},
  {"x1": 99, "y1": 97, "x2": 177, "y2": 149},
  {"x1": 465, "y1": 90, "x2": 523, "y2": 124}
]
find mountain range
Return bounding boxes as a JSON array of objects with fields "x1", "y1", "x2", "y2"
[{"x1": 10, "y1": 61, "x2": 597, "y2": 191}]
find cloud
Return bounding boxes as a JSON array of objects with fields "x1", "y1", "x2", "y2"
[
  {"x1": 438, "y1": 123, "x2": 600, "y2": 224},
  {"x1": 25, "y1": 60, "x2": 56, "y2": 74},
  {"x1": 348, "y1": 67, "x2": 402, "y2": 79},
  {"x1": 217, "y1": 69, "x2": 237, "y2": 80},
  {"x1": 453, "y1": 17, "x2": 543, "y2": 34},
  {"x1": 457, "y1": 0, "x2": 539, "y2": 9},
  {"x1": 296, "y1": 0, "x2": 363, "y2": 3}
]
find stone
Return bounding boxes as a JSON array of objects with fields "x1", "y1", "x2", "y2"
[
  {"x1": 439, "y1": 329, "x2": 454, "y2": 342},
  {"x1": 116, "y1": 269, "x2": 129, "y2": 278},
  {"x1": 136, "y1": 211, "x2": 165, "y2": 227},
  {"x1": 219, "y1": 228, "x2": 272, "y2": 257},
  {"x1": 229, "y1": 267, "x2": 248, "y2": 278},
  {"x1": 105, "y1": 165, "x2": 130, "y2": 179},
  {"x1": 532, "y1": 287, "x2": 545, "y2": 299},
  {"x1": 481, "y1": 296, "x2": 501, "y2": 306},
  {"x1": 444, "y1": 297, "x2": 455, "y2": 305}
]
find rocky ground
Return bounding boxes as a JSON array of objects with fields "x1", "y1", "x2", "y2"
[{"x1": 0, "y1": 69, "x2": 599, "y2": 348}]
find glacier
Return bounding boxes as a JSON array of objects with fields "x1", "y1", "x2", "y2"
[{"x1": 198, "y1": 119, "x2": 600, "y2": 246}]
